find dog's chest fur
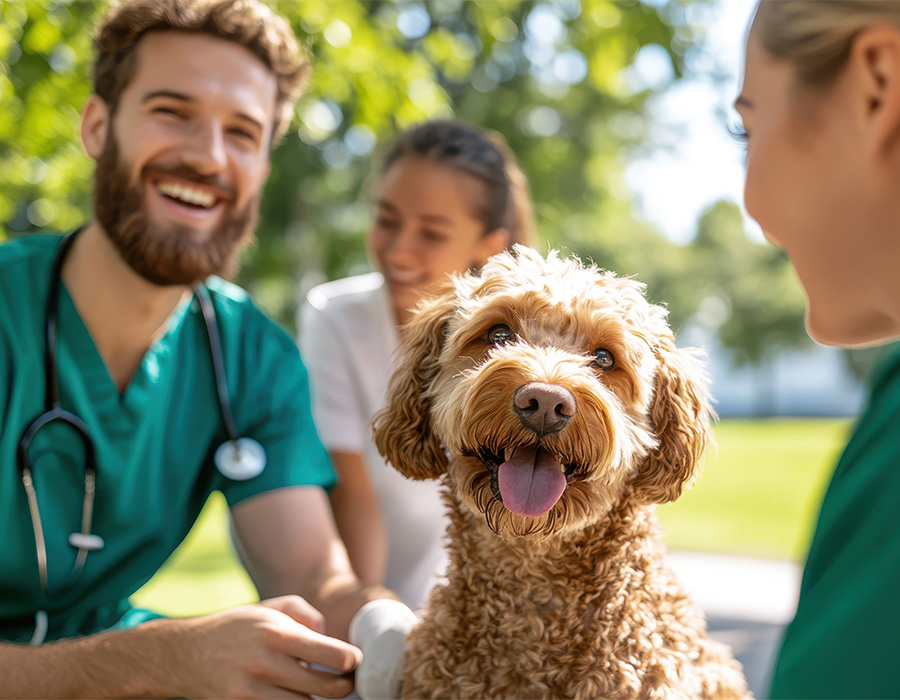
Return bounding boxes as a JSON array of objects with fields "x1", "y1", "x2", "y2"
[{"x1": 401, "y1": 485, "x2": 749, "y2": 700}]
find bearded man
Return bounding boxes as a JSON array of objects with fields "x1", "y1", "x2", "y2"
[{"x1": 0, "y1": 1, "x2": 414, "y2": 697}]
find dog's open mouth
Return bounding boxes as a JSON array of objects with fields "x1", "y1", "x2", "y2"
[{"x1": 476, "y1": 445, "x2": 583, "y2": 517}]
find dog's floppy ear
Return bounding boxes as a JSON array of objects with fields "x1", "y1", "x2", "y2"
[
  {"x1": 371, "y1": 287, "x2": 456, "y2": 480},
  {"x1": 632, "y1": 337, "x2": 714, "y2": 504}
]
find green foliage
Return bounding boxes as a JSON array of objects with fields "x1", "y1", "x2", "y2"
[
  {"x1": 687, "y1": 200, "x2": 810, "y2": 366},
  {"x1": 546, "y1": 197, "x2": 698, "y2": 333},
  {"x1": 1, "y1": 0, "x2": 701, "y2": 330},
  {"x1": 3, "y1": 2, "x2": 817, "y2": 375},
  {"x1": 0, "y1": 0, "x2": 99, "y2": 241}
]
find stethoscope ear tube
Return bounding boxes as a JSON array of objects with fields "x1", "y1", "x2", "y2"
[
  {"x1": 29, "y1": 610, "x2": 48, "y2": 647},
  {"x1": 20, "y1": 459, "x2": 100, "y2": 600}
]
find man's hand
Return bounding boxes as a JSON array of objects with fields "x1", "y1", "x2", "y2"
[
  {"x1": 177, "y1": 595, "x2": 362, "y2": 699},
  {"x1": 349, "y1": 599, "x2": 419, "y2": 700},
  {"x1": 0, "y1": 596, "x2": 362, "y2": 699}
]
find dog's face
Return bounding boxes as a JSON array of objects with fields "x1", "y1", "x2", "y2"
[{"x1": 373, "y1": 246, "x2": 713, "y2": 539}]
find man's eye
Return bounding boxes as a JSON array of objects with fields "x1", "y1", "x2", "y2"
[
  {"x1": 592, "y1": 348, "x2": 615, "y2": 370},
  {"x1": 487, "y1": 324, "x2": 513, "y2": 346}
]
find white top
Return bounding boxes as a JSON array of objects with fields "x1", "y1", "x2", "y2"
[{"x1": 299, "y1": 272, "x2": 447, "y2": 609}]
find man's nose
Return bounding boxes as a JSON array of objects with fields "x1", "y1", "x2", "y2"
[{"x1": 183, "y1": 120, "x2": 228, "y2": 175}]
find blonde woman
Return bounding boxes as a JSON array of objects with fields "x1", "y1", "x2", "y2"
[{"x1": 735, "y1": 2, "x2": 900, "y2": 697}]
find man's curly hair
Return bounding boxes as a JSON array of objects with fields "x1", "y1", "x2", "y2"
[{"x1": 94, "y1": 0, "x2": 309, "y2": 144}]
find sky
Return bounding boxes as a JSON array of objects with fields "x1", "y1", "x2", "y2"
[{"x1": 626, "y1": 0, "x2": 761, "y2": 244}]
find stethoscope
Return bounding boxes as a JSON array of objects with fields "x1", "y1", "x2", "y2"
[{"x1": 16, "y1": 229, "x2": 266, "y2": 645}]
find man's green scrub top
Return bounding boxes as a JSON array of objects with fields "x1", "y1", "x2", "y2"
[
  {"x1": 0, "y1": 234, "x2": 335, "y2": 644},
  {"x1": 770, "y1": 343, "x2": 900, "y2": 699}
]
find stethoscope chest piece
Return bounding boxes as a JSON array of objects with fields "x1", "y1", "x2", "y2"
[
  {"x1": 215, "y1": 437, "x2": 266, "y2": 480},
  {"x1": 67, "y1": 532, "x2": 105, "y2": 551}
]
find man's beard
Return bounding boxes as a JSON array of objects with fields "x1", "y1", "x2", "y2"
[{"x1": 92, "y1": 132, "x2": 259, "y2": 286}]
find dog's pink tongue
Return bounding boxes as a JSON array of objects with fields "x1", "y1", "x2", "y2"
[{"x1": 497, "y1": 445, "x2": 566, "y2": 516}]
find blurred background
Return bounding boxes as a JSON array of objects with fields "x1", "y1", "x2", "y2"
[{"x1": 0, "y1": 0, "x2": 879, "y2": 695}]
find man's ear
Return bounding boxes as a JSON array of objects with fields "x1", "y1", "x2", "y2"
[
  {"x1": 80, "y1": 95, "x2": 110, "y2": 160},
  {"x1": 852, "y1": 26, "x2": 900, "y2": 157}
]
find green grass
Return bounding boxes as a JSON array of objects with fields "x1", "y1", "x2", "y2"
[
  {"x1": 131, "y1": 492, "x2": 258, "y2": 617},
  {"x1": 657, "y1": 418, "x2": 852, "y2": 561},
  {"x1": 133, "y1": 418, "x2": 853, "y2": 616}
]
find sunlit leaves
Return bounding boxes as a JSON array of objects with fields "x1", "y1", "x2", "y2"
[
  {"x1": 689, "y1": 200, "x2": 808, "y2": 366},
  {"x1": 1, "y1": 0, "x2": 706, "y2": 332},
  {"x1": 0, "y1": 0, "x2": 96, "y2": 238}
]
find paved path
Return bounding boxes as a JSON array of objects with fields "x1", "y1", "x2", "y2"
[{"x1": 669, "y1": 551, "x2": 802, "y2": 699}]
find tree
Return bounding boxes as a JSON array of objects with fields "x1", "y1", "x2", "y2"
[
  {"x1": 687, "y1": 200, "x2": 809, "y2": 367},
  {"x1": 1, "y1": 0, "x2": 704, "y2": 330}
]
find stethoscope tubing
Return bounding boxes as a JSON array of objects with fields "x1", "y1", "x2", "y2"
[
  {"x1": 193, "y1": 284, "x2": 240, "y2": 442},
  {"x1": 17, "y1": 230, "x2": 99, "y2": 603},
  {"x1": 17, "y1": 407, "x2": 96, "y2": 475},
  {"x1": 42, "y1": 229, "x2": 77, "y2": 412}
]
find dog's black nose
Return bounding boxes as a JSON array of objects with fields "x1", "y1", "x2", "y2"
[{"x1": 513, "y1": 382, "x2": 576, "y2": 435}]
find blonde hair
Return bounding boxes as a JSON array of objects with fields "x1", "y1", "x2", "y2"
[
  {"x1": 754, "y1": 0, "x2": 900, "y2": 85},
  {"x1": 94, "y1": 0, "x2": 309, "y2": 142}
]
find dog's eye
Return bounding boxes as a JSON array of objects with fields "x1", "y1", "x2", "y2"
[
  {"x1": 592, "y1": 348, "x2": 615, "y2": 370},
  {"x1": 487, "y1": 324, "x2": 513, "y2": 346}
]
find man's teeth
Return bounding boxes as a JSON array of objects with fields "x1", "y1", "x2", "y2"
[{"x1": 156, "y1": 181, "x2": 216, "y2": 208}]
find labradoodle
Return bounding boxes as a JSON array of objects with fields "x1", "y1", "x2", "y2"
[{"x1": 372, "y1": 246, "x2": 750, "y2": 700}]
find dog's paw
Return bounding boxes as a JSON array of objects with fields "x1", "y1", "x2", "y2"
[{"x1": 350, "y1": 599, "x2": 419, "y2": 700}]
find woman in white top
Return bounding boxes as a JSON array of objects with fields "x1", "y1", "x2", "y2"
[{"x1": 300, "y1": 120, "x2": 537, "y2": 608}]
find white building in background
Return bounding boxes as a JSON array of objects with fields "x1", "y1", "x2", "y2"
[{"x1": 682, "y1": 326, "x2": 866, "y2": 418}]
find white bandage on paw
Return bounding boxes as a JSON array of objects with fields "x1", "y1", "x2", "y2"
[{"x1": 349, "y1": 599, "x2": 419, "y2": 700}]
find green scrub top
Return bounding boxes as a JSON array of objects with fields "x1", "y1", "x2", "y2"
[
  {"x1": 770, "y1": 343, "x2": 900, "y2": 699},
  {"x1": 0, "y1": 234, "x2": 336, "y2": 644}
]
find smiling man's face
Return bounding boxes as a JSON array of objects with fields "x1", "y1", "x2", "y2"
[{"x1": 88, "y1": 30, "x2": 277, "y2": 285}]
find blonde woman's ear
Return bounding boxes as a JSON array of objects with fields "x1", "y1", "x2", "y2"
[{"x1": 853, "y1": 25, "x2": 900, "y2": 157}]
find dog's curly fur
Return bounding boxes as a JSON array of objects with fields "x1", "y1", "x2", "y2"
[{"x1": 373, "y1": 246, "x2": 750, "y2": 700}]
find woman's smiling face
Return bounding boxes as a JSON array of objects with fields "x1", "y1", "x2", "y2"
[{"x1": 368, "y1": 155, "x2": 508, "y2": 325}]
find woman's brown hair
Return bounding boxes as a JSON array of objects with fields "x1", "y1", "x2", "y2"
[{"x1": 381, "y1": 120, "x2": 537, "y2": 249}]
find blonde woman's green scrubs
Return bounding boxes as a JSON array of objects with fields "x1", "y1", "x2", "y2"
[
  {"x1": 770, "y1": 343, "x2": 900, "y2": 699},
  {"x1": 0, "y1": 235, "x2": 335, "y2": 644}
]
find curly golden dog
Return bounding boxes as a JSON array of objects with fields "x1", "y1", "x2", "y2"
[{"x1": 372, "y1": 246, "x2": 750, "y2": 700}]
